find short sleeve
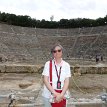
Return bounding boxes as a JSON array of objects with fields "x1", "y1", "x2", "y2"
[
  {"x1": 42, "y1": 61, "x2": 50, "y2": 76},
  {"x1": 65, "y1": 63, "x2": 71, "y2": 78}
]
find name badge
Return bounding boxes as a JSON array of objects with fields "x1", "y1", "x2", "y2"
[{"x1": 57, "y1": 81, "x2": 61, "y2": 89}]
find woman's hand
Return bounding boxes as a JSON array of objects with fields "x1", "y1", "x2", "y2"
[
  {"x1": 54, "y1": 93, "x2": 64, "y2": 103},
  {"x1": 52, "y1": 91, "x2": 60, "y2": 97}
]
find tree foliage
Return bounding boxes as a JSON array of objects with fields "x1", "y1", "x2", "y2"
[{"x1": 0, "y1": 11, "x2": 107, "y2": 28}]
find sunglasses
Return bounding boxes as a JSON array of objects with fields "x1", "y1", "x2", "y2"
[{"x1": 53, "y1": 49, "x2": 62, "y2": 53}]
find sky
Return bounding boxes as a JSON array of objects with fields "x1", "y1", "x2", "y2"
[{"x1": 0, "y1": 0, "x2": 107, "y2": 21}]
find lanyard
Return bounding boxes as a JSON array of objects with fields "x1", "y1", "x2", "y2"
[{"x1": 54, "y1": 61, "x2": 62, "y2": 81}]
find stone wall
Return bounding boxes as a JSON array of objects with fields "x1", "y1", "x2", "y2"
[
  {"x1": 0, "y1": 64, "x2": 43, "y2": 73},
  {"x1": 72, "y1": 64, "x2": 107, "y2": 75},
  {"x1": 0, "y1": 64, "x2": 107, "y2": 74}
]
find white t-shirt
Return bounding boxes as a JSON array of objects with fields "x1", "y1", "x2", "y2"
[{"x1": 42, "y1": 59, "x2": 71, "y2": 98}]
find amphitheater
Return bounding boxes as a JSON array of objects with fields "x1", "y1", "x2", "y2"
[{"x1": 0, "y1": 23, "x2": 107, "y2": 107}]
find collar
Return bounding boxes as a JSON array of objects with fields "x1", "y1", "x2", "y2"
[{"x1": 53, "y1": 58, "x2": 63, "y2": 66}]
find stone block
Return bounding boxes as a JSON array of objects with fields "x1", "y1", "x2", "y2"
[
  {"x1": 0, "y1": 65, "x2": 5, "y2": 72},
  {"x1": 5, "y1": 64, "x2": 41, "y2": 73}
]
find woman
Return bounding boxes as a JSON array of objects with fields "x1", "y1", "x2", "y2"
[{"x1": 42, "y1": 44, "x2": 71, "y2": 107}]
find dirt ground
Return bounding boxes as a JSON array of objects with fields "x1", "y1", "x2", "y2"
[
  {"x1": 0, "y1": 73, "x2": 43, "y2": 106},
  {"x1": 70, "y1": 74, "x2": 107, "y2": 99},
  {"x1": 0, "y1": 73, "x2": 107, "y2": 98}
]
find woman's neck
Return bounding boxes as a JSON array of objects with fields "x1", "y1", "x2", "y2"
[{"x1": 54, "y1": 58, "x2": 62, "y2": 65}]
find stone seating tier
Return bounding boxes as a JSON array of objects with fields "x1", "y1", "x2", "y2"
[{"x1": 0, "y1": 23, "x2": 107, "y2": 64}]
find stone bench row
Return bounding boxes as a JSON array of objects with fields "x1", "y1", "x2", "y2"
[
  {"x1": 0, "y1": 64, "x2": 43, "y2": 73},
  {"x1": 0, "y1": 64, "x2": 107, "y2": 74}
]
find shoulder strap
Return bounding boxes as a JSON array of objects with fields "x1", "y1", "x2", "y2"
[{"x1": 49, "y1": 60, "x2": 52, "y2": 86}]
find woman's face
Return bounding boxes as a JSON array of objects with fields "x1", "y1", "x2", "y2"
[{"x1": 52, "y1": 46, "x2": 62, "y2": 59}]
